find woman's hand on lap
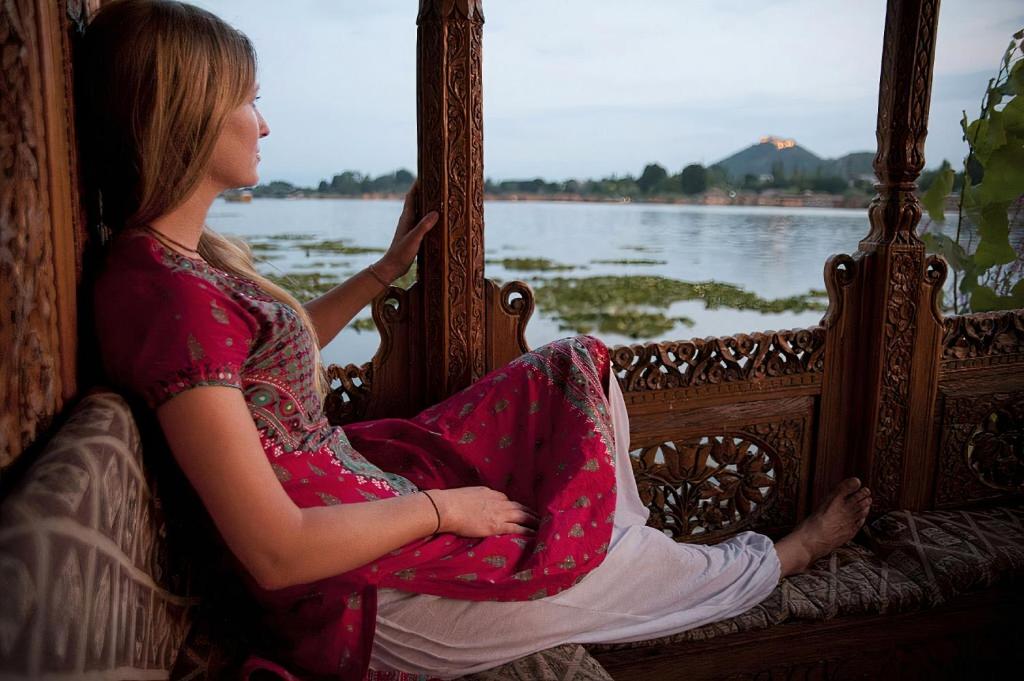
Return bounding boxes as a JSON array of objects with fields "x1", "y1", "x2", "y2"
[
  {"x1": 431, "y1": 486, "x2": 539, "y2": 537},
  {"x1": 377, "y1": 180, "x2": 439, "y2": 281}
]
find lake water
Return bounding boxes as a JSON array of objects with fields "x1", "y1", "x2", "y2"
[{"x1": 206, "y1": 198, "x2": 874, "y2": 368}]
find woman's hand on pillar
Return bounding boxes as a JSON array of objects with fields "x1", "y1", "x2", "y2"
[{"x1": 378, "y1": 180, "x2": 439, "y2": 282}]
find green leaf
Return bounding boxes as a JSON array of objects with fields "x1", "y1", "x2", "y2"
[
  {"x1": 1012, "y1": 279, "x2": 1024, "y2": 307},
  {"x1": 1009, "y1": 59, "x2": 1024, "y2": 96},
  {"x1": 962, "y1": 175, "x2": 984, "y2": 226},
  {"x1": 1003, "y1": 91, "x2": 1024, "y2": 133},
  {"x1": 958, "y1": 264, "x2": 979, "y2": 294},
  {"x1": 974, "y1": 203, "x2": 1016, "y2": 267},
  {"x1": 970, "y1": 285, "x2": 1001, "y2": 312},
  {"x1": 921, "y1": 232, "x2": 969, "y2": 269},
  {"x1": 977, "y1": 143, "x2": 1024, "y2": 203},
  {"x1": 920, "y1": 167, "x2": 955, "y2": 221}
]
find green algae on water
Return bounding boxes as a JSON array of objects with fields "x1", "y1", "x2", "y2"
[
  {"x1": 531, "y1": 275, "x2": 827, "y2": 339},
  {"x1": 485, "y1": 257, "x2": 579, "y2": 272},
  {"x1": 590, "y1": 258, "x2": 667, "y2": 266}
]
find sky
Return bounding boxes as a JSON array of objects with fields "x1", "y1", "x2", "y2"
[{"x1": 193, "y1": 0, "x2": 1024, "y2": 187}]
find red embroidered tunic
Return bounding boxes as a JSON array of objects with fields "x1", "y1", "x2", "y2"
[{"x1": 94, "y1": 231, "x2": 618, "y2": 680}]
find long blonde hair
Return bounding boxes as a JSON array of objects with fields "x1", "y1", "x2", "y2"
[{"x1": 80, "y1": 0, "x2": 329, "y2": 398}]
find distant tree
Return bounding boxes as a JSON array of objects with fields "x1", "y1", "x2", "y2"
[
  {"x1": 395, "y1": 168, "x2": 415, "y2": 186},
  {"x1": 318, "y1": 180, "x2": 329, "y2": 193},
  {"x1": 679, "y1": 164, "x2": 708, "y2": 195},
  {"x1": 637, "y1": 163, "x2": 668, "y2": 194},
  {"x1": 253, "y1": 180, "x2": 298, "y2": 198},
  {"x1": 706, "y1": 164, "x2": 729, "y2": 189},
  {"x1": 330, "y1": 171, "x2": 363, "y2": 195},
  {"x1": 810, "y1": 176, "x2": 849, "y2": 194}
]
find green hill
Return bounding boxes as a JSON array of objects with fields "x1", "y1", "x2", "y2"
[{"x1": 714, "y1": 137, "x2": 874, "y2": 182}]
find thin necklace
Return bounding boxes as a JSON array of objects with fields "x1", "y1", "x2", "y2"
[{"x1": 142, "y1": 225, "x2": 201, "y2": 257}]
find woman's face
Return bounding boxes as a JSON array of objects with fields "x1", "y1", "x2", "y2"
[{"x1": 205, "y1": 84, "x2": 269, "y2": 191}]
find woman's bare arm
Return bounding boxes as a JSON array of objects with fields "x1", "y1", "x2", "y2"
[
  {"x1": 302, "y1": 185, "x2": 438, "y2": 348},
  {"x1": 156, "y1": 385, "x2": 536, "y2": 590},
  {"x1": 302, "y1": 264, "x2": 395, "y2": 348}
]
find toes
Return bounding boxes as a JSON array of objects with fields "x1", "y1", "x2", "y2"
[
  {"x1": 849, "y1": 486, "x2": 871, "y2": 501},
  {"x1": 837, "y1": 477, "x2": 862, "y2": 496}
]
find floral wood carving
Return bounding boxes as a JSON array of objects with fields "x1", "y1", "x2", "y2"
[
  {"x1": 417, "y1": 0, "x2": 487, "y2": 405},
  {"x1": 611, "y1": 327, "x2": 825, "y2": 397},
  {"x1": 936, "y1": 390, "x2": 1024, "y2": 506},
  {"x1": 1, "y1": 0, "x2": 63, "y2": 467},
  {"x1": 967, "y1": 410, "x2": 1024, "y2": 493},
  {"x1": 941, "y1": 310, "x2": 1024, "y2": 370},
  {"x1": 631, "y1": 419, "x2": 803, "y2": 543},
  {"x1": 324, "y1": 363, "x2": 373, "y2": 426},
  {"x1": 871, "y1": 249, "x2": 922, "y2": 510}
]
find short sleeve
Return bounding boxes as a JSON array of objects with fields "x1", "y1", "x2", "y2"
[{"x1": 95, "y1": 267, "x2": 258, "y2": 410}]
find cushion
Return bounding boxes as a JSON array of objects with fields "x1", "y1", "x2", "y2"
[{"x1": 0, "y1": 390, "x2": 197, "y2": 679}]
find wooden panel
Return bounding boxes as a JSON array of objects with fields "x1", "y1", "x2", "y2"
[
  {"x1": 627, "y1": 396, "x2": 815, "y2": 543},
  {"x1": 0, "y1": 0, "x2": 91, "y2": 472}
]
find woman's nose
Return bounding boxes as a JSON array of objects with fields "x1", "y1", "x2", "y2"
[{"x1": 258, "y1": 111, "x2": 270, "y2": 138}]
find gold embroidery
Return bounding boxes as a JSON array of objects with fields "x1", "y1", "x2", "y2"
[
  {"x1": 528, "y1": 400, "x2": 540, "y2": 414},
  {"x1": 316, "y1": 491, "x2": 341, "y2": 505},
  {"x1": 492, "y1": 398, "x2": 509, "y2": 413},
  {"x1": 459, "y1": 402, "x2": 474, "y2": 418},
  {"x1": 498, "y1": 434, "x2": 512, "y2": 449},
  {"x1": 271, "y1": 464, "x2": 291, "y2": 482},
  {"x1": 483, "y1": 555, "x2": 507, "y2": 568},
  {"x1": 210, "y1": 299, "x2": 230, "y2": 324},
  {"x1": 573, "y1": 495, "x2": 591, "y2": 508},
  {"x1": 569, "y1": 523, "x2": 584, "y2": 538},
  {"x1": 187, "y1": 333, "x2": 205, "y2": 361},
  {"x1": 459, "y1": 431, "x2": 476, "y2": 444}
]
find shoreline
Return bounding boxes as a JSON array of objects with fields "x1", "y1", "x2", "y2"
[{"x1": 235, "y1": 191, "x2": 873, "y2": 210}]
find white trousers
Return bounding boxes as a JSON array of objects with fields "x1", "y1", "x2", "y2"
[{"x1": 370, "y1": 366, "x2": 782, "y2": 678}]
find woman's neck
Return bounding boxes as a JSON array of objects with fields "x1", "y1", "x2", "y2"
[{"x1": 149, "y1": 179, "x2": 222, "y2": 250}]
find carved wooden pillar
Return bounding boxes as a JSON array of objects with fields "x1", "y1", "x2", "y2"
[
  {"x1": 416, "y1": 0, "x2": 487, "y2": 405},
  {"x1": 814, "y1": 0, "x2": 946, "y2": 513}
]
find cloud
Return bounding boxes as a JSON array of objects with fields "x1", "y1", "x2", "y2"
[{"x1": 191, "y1": 0, "x2": 1020, "y2": 184}]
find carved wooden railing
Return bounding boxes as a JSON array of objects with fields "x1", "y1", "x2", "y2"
[
  {"x1": 321, "y1": 0, "x2": 1024, "y2": 543},
  {"x1": 932, "y1": 309, "x2": 1024, "y2": 507}
]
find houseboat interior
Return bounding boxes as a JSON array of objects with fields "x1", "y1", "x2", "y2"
[{"x1": 1, "y1": 0, "x2": 1022, "y2": 679}]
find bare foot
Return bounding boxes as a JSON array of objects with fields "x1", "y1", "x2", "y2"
[{"x1": 774, "y1": 477, "x2": 872, "y2": 577}]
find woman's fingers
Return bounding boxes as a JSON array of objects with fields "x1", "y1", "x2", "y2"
[
  {"x1": 415, "y1": 211, "x2": 440, "y2": 235},
  {"x1": 503, "y1": 523, "x2": 536, "y2": 535}
]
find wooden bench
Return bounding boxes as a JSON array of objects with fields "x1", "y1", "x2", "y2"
[{"x1": 2, "y1": 389, "x2": 1021, "y2": 680}]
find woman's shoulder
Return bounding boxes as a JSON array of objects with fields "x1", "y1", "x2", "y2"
[
  {"x1": 95, "y1": 231, "x2": 231, "y2": 305},
  {"x1": 93, "y1": 230, "x2": 259, "y2": 334}
]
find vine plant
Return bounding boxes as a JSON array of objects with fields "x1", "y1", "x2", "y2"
[{"x1": 921, "y1": 28, "x2": 1024, "y2": 314}]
